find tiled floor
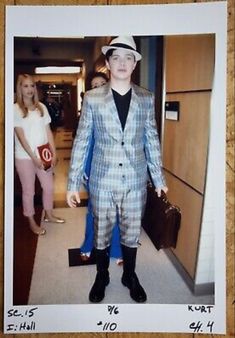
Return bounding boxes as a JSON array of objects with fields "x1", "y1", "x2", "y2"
[{"x1": 28, "y1": 207, "x2": 214, "y2": 305}]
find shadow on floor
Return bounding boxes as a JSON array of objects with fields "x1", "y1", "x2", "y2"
[{"x1": 13, "y1": 205, "x2": 42, "y2": 305}]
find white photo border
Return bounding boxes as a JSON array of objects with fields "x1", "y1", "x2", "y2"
[{"x1": 4, "y1": 2, "x2": 227, "y2": 334}]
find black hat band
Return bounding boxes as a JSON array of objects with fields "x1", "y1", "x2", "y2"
[{"x1": 109, "y1": 43, "x2": 136, "y2": 52}]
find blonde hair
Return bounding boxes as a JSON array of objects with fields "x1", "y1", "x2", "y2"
[{"x1": 16, "y1": 74, "x2": 44, "y2": 118}]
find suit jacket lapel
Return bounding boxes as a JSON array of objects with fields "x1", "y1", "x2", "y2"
[
  {"x1": 124, "y1": 84, "x2": 140, "y2": 134},
  {"x1": 104, "y1": 85, "x2": 123, "y2": 136}
]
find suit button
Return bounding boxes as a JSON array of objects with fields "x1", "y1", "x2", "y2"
[
  {"x1": 119, "y1": 163, "x2": 123, "y2": 166},
  {"x1": 121, "y1": 141, "x2": 124, "y2": 145}
]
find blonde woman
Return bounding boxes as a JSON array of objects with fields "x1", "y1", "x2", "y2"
[{"x1": 14, "y1": 74, "x2": 64, "y2": 235}]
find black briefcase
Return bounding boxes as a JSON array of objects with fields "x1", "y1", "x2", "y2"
[{"x1": 142, "y1": 183, "x2": 181, "y2": 250}]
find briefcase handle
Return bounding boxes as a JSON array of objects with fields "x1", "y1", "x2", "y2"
[
  {"x1": 146, "y1": 181, "x2": 181, "y2": 214},
  {"x1": 147, "y1": 181, "x2": 168, "y2": 203}
]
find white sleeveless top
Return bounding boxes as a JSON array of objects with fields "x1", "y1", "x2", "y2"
[{"x1": 14, "y1": 102, "x2": 51, "y2": 159}]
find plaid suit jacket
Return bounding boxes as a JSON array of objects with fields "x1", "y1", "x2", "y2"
[{"x1": 68, "y1": 83, "x2": 165, "y2": 192}]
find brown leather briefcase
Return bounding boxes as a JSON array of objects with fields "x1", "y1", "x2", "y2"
[{"x1": 142, "y1": 183, "x2": 181, "y2": 250}]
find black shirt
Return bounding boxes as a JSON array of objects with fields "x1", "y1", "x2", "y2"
[{"x1": 112, "y1": 88, "x2": 132, "y2": 131}]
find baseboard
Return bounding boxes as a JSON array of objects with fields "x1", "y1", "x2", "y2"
[
  {"x1": 194, "y1": 282, "x2": 214, "y2": 296},
  {"x1": 164, "y1": 248, "x2": 214, "y2": 296}
]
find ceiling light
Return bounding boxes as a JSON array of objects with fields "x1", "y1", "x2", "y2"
[{"x1": 35, "y1": 66, "x2": 81, "y2": 74}]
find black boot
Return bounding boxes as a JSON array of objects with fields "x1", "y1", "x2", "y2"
[
  {"x1": 89, "y1": 248, "x2": 110, "y2": 303},
  {"x1": 121, "y1": 245, "x2": 147, "y2": 303}
]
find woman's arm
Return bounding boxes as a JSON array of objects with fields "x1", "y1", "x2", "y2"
[{"x1": 14, "y1": 127, "x2": 43, "y2": 169}]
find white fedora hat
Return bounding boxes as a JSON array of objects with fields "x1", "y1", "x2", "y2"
[{"x1": 101, "y1": 36, "x2": 142, "y2": 61}]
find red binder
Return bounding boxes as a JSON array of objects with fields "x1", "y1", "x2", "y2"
[{"x1": 37, "y1": 143, "x2": 52, "y2": 170}]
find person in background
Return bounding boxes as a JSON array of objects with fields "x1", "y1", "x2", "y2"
[
  {"x1": 89, "y1": 71, "x2": 108, "y2": 89},
  {"x1": 43, "y1": 94, "x2": 63, "y2": 130},
  {"x1": 78, "y1": 71, "x2": 123, "y2": 266},
  {"x1": 14, "y1": 74, "x2": 65, "y2": 236},
  {"x1": 67, "y1": 36, "x2": 168, "y2": 303}
]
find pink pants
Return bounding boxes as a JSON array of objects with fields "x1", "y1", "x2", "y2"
[{"x1": 15, "y1": 158, "x2": 54, "y2": 217}]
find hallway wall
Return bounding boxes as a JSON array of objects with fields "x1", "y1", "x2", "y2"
[{"x1": 162, "y1": 34, "x2": 215, "y2": 288}]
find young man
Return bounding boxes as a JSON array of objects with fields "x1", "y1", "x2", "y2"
[{"x1": 67, "y1": 36, "x2": 168, "y2": 303}]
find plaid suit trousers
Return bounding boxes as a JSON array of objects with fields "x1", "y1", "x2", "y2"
[{"x1": 90, "y1": 188, "x2": 147, "y2": 249}]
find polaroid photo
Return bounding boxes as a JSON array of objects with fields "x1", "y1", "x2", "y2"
[{"x1": 4, "y1": 1, "x2": 227, "y2": 334}]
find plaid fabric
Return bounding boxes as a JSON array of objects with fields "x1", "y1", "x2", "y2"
[
  {"x1": 67, "y1": 82, "x2": 166, "y2": 249},
  {"x1": 68, "y1": 83, "x2": 165, "y2": 192},
  {"x1": 90, "y1": 188, "x2": 146, "y2": 249}
]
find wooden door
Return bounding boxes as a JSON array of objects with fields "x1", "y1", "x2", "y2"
[{"x1": 162, "y1": 34, "x2": 214, "y2": 280}]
